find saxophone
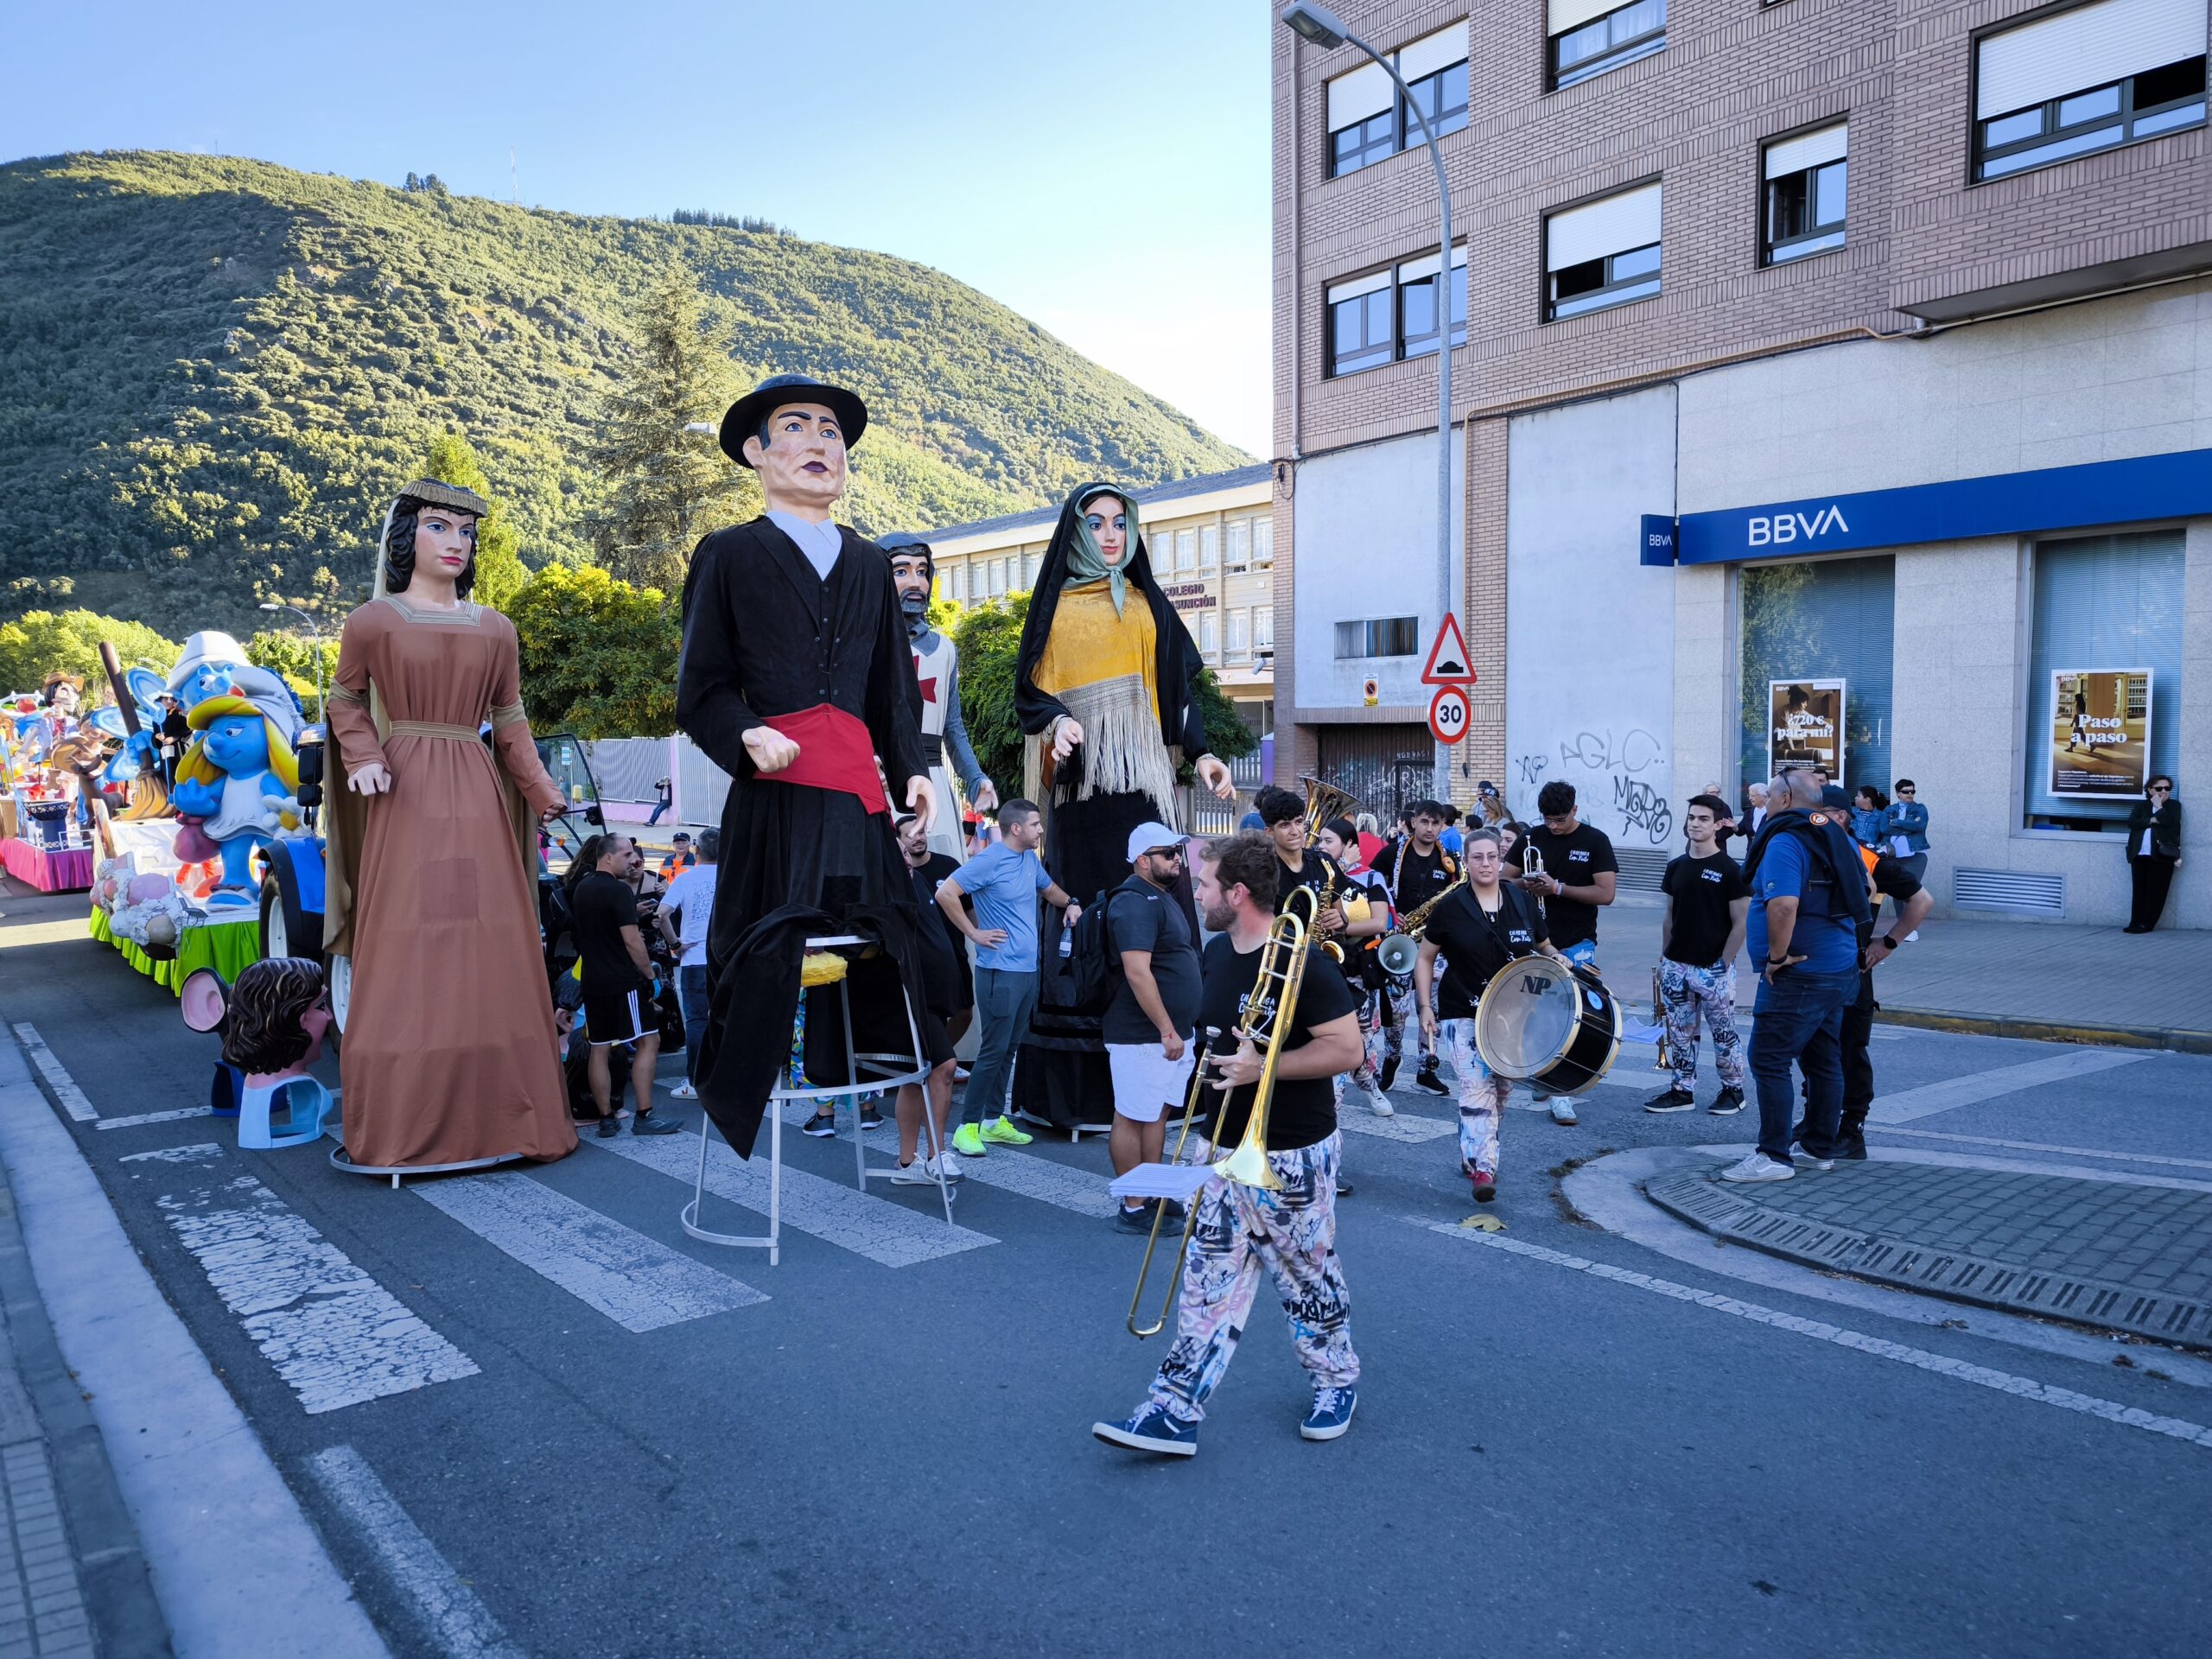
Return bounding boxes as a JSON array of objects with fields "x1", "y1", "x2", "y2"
[{"x1": 1375, "y1": 868, "x2": 1468, "y2": 977}]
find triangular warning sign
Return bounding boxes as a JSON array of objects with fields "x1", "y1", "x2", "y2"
[{"x1": 1420, "y1": 613, "x2": 1476, "y2": 686}]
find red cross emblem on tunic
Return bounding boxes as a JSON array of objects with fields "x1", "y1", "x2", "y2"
[{"x1": 912, "y1": 652, "x2": 938, "y2": 703}]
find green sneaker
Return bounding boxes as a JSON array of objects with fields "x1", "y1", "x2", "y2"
[
  {"x1": 982, "y1": 1115, "x2": 1034, "y2": 1147},
  {"x1": 951, "y1": 1122, "x2": 987, "y2": 1157}
]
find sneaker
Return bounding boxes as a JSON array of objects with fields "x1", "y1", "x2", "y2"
[
  {"x1": 1335, "y1": 1179, "x2": 1356, "y2": 1198},
  {"x1": 1365, "y1": 1088, "x2": 1395, "y2": 1119},
  {"x1": 859, "y1": 1103, "x2": 884, "y2": 1131},
  {"x1": 1834, "y1": 1129, "x2": 1868, "y2": 1161},
  {"x1": 1717, "y1": 1151, "x2": 1794, "y2": 1183},
  {"x1": 982, "y1": 1115, "x2": 1033, "y2": 1147},
  {"x1": 931, "y1": 1152, "x2": 964, "y2": 1182},
  {"x1": 671, "y1": 1081, "x2": 698, "y2": 1101},
  {"x1": 1300, "y1": 1385, "x2": 1357, "y2": 1442},
  {"x1": 1093, "y1": 1403, "x2": 1198, "y2": 1458},
  {"x1": 889, "y1": 1158, "x2": 939, "y2": 1185},
  {"x1": 1548, "y1": 1096, "x2": 1579, "y2": 1126},
  {"x1": 802, "y1": 1111, "x2": 837, "y2": 1139},
  {"x1": 1791, "y1": 1149, "x2": 1835, "y2": 1172},
  {"x1": 1470, "y1": 1166, "x2": 1497, "y2": 1204},
  {"x1": 1707, "y1": 1086, "x2": 1746, "y2": 1116},
  {"x1": 951, "y1": 1122, "x2": 987, "y2": 1158},
  {"x1": 1414, "y1": 1066, "x2": 1450, "y2": 1097},
  {"x1": 1376, "y1": 1056, "x2": 1400, "y2": 1093},
  {"x1": 953, "y1": 1065, "x2": 972, "y2": 1084},
  {"x1": 595, "y1": 1113, "x2": 620, "y2": 1139},
  {"x1": 632, "y1": 1110, "x2": 682, "y2": 1136},
  {"x1": 1115, "y1": 1202, "x2": 1155, "y2": 1234},
  {"x1": 1643, "y1": 1087, "x2": 1696, "y2": 1114}
]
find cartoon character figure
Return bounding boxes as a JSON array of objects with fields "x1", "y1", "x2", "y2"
[
  {"x1": 169, "y1": 693, "x2": 301, "y2": 908},
  {"x1": 163, "y1": 632, "x2": 305, "y2": 741},
  {"x1": 110, "y1": 871, "x2": 200, "y2": 957}
]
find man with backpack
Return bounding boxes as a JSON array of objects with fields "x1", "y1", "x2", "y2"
[{"x1": 1102, "y1": 823, "x2": 1205, "y2": 1232}]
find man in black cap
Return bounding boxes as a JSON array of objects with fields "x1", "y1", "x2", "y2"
[{"x1": 677, "y1": 374, "x2": 945, "y2": 1158}]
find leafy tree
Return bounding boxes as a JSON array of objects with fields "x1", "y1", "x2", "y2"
[
  {"x1": 951, "y1": 592, "x2": 1255, "y2": 798},
  {"x1": 507, "y1": 564, "x2": 679, "y2": 739},
  {"x1": 584, "y1": 270, "x2": 756, "y2": 591},
  {"x1": 247, "y1": 630, "x2": 340, "y2": 721},
  {"x1": 421, "y1": 431, "x2": 526, "y2": 611},
  {"x1": 0, "y1": 610, "x2": 180, "y2": 696}
]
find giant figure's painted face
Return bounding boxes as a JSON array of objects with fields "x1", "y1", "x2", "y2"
[
  {"x1": 743, "y1": 402, "x2": 848, "y2": 511},
  {"x1": 1083, "y1": 495, "x2": 1132, "y2": 567},
  {"x1": 203, "y1": 715, "x2": 272, "y2": 778},
  {"x1": 890, "y1": 553, "x2": 932, "y2": 603},
  {"x1": 415, "y1": 509, "x2": 478, "y2": 582}
]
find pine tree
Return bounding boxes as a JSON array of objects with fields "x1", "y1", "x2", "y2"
[
  {"x1": 422, "y1": 431, "x2": 527, "y2": 611},
  {"x1": 584, "y1": 270, "x2": 755, "y2": 592}
]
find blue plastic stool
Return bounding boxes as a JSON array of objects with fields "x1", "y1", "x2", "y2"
[{"x1": 238, "y1": 1075, "x2": 334, "y2": 1150}]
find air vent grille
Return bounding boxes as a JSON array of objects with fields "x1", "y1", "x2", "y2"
[{"x1": 1952, "y1": 867, "x2": 2065, "y2": 917}]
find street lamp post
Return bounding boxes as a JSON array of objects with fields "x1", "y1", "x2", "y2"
[
  {"x1": 1278, "y1": 3, "x2": 1459, "y2": 796},
  {"x1": 258, "y1": 602, "x2": 327, "y2": 723}
]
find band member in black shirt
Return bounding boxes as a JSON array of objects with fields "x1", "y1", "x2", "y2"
[
  {"x1": 1513, "y1": 780, "x2": 1618, "y2": 1125},
  {"x1": 1093, "y1": 831, "x2": 1363, "y2": 1459},
  {"x1": 1375, "y1": 798, "x2": 1459, "y2": 1095},
  {"x1": 1647, "y1": 795, "x2": 1749, "y2": 1116},
  {"x1": 1413, "y1": 829, "x2": 1567, "y2": 1204}
]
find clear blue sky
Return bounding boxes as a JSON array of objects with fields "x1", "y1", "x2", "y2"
[{"x1": 3, "y1": 0, "x2": 1274, "y2": 454}]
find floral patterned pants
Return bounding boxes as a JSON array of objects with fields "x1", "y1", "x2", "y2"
[
  {"x1": 1659, "y1": 959, "x2": 1745, "y2": 1093},
  {"x1": 1440, "y1": 1018, "x2": 1513, "y2": 1179},
  {"x1": 1148, "y1": 1133, "x2": 1359, "y2": 1423}
]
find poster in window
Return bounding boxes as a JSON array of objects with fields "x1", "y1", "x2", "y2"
[
  {"x1": 1767, "y1": 679, "x2": 1845, "y2": 779},
  {"x1": 2047, "y1": 668, "x2": 2151, "y2": 798}
]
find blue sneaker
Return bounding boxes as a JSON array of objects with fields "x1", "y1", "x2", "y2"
[
  {"x1": 1092, "y1": 1403, "x2": 1198, "y2": 1458},
  {"x1": 1300, "y1": 1385, "x2": 1357, "y2": 1442}
]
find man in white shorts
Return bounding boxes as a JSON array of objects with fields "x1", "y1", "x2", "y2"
[{"x1": 1104, "y1": 823, "x2": 1204, "y2": 1234}]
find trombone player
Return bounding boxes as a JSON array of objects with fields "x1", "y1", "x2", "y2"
[{"x1": 1093, "y1": 831, "x2": 1365, "y2": 1459}]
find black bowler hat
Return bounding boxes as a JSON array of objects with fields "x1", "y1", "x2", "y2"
[{"x1": 719, "y1": 373, "x2": 869, "y2": 467}]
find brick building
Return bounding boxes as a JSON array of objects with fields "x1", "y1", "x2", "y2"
[{"x1": 1274, "y1": 0, "x2": 2210, "y2": 923}]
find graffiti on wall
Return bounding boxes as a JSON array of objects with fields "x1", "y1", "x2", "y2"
[{"x1": 1510, "y1": 725, "x2": 1672, "y2": 846}]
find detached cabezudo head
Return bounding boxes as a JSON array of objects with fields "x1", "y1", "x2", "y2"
[{"x1": 182, "y1": 958, "x2": 332, "y2": 1077}]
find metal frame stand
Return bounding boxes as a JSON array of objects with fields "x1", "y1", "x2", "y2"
[{"x1": 680, "y1": 935, "x2": 944, "y2": 1265}]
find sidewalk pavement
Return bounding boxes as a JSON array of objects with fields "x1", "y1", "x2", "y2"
[{"x1": 1595, "y1": 894, "x2": 2212, "y2": 1051}]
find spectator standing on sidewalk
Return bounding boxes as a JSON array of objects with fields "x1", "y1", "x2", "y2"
[
  {"x1": 657, "y1": 831, "x2": 696, "y2": 882},
  {"x1": 936, "y1": 800, "x2": 1080, "y2": 1157},
  {"x1": 1515, "y1": 780, "x2": 1618, "y2": 1126},
  {"x1": 1646, "y1": 795, "x2": 1748, "y2": 1116},
  {"x1": 1105, "y1": 823, "x2": 1203, "y2": 1233},
  {"x1": 1851, "y1": 786, "x2": 1888, "y2": 849},
  {"x1": 655, "y1": 830, "x2": 719, "y2": 1102},
  {"x1": 646, "y1": 776, "x2": 672, "y2": 826},
  {"x1": 569, "y1": 834, "x2": 681, "y2": 1138},
  {"x1": 1878, "y1": 779, "x2": 1930, "y2": 884},
  {"x1": 2124, "y1": 775, "x2": 2181, "y2": 934},
  {"x1": 1719, "y1": 772, "x2": 1867, "y2": 1184},
  {"x1": 888, "y1": 813, "x2": 967, "y2": 1185}
]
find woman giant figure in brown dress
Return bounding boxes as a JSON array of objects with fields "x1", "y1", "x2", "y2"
[{"x1": 323, "y1": 480, "x2": 575, "y2": 1172}]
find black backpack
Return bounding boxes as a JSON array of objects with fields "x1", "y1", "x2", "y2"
[{"x1": 1062, "y1": 884, "x2": 1125, "y2": 1016}]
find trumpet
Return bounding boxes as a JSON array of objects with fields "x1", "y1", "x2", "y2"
[
  {"x1": 1376, "y1": 868, "x2": 1468, "y2": 978},
  {"x1": 1128, "y1": 888, "x2": 1322, "y2": 1338}
]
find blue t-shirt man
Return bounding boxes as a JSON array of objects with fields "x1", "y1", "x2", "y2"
[
  {"x1": 1746, "y1": 831, "x2": 1858, "y2": 973},
  {"x1": 956, "y1": 841, "x2": 1052, "y2": 972}
]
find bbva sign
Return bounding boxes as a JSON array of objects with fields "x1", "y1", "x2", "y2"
[{"x1": 1746, "y1": 505, "x2": 1849, "y2": 546}]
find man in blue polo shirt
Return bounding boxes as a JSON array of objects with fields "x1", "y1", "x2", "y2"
[{"x1": 1719, "y1": 768, "x2": 1867, "y2": 1184}]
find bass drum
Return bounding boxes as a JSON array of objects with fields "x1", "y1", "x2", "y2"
[{"x1": 1472, "y1": 956, "x2": 1622, "y2": 1096}]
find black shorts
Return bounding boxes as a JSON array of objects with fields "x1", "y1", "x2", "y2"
[{"x1": 583, "y1": 982, "x2": 652, "y2": 1047}]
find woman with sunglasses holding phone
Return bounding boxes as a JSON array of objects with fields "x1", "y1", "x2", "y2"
[{"x1": 2125, "y1": 775, "x2": 2183, "y2": 933}]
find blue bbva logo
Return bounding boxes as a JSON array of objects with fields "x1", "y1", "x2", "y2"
[{"x1": 1747, "y1": 505, "x2": 1849, "y2": 546}]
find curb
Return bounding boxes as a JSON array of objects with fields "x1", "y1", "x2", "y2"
[{"x1": 1874, "y1": 1005, "x2": 2212, "y2": 1054}]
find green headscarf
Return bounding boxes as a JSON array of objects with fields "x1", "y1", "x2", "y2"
[{"x1": 1065, "y1": 486, "x2": 1137, "y2": 618}]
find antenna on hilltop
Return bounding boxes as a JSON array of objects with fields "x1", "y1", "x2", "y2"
[{"x1": 510, "y1": 148, "x2": 518, "y2": 206}]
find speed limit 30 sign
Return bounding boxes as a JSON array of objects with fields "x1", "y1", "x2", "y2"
[{"x1": 1427, "y1": 684, "x2": 1470, "y2": 745}]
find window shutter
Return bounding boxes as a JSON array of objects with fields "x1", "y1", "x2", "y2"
[
  {"x1": 1976, "y1": 0, "x2": 2207, "y2": 119},
  {"x1": 1546, "y1": 182, "x2": 1662, "y2": 270},
  {"x1": 1397, "y1": 22, "x2": 1468, "y2": 82},
  {"x1": 1549, "y1": 0, "x2": 1624, "y2": 35},
  {"x1": 1398, "y1": 245, "x2": 1468, "y2": 282},
  {"x1": 1765, "y1": 122, "x2": 1847, "y2": 179},
  {"x1": 1326, "y1": 268, "x2": 1393, "y2": 304},
  {"x1": 1326, "y1": 60, "x2": 1393, "y2": 130}
]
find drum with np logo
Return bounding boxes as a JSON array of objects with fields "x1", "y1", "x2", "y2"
[{"x1": 1472, "y1": 956, "x2": 1622, "y2": 1096}]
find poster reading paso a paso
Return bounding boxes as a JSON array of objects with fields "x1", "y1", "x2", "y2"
[
  {"x1": 2049, "y1": 668, "x2": 2152, "y2": 798},
  {"x1": 1767, "y1": 679, "x2": 1845, "y2": 778}
]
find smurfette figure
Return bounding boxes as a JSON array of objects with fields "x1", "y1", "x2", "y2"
[{"x1": 170, "y1": 693, "x2": 301, "y2": 908}]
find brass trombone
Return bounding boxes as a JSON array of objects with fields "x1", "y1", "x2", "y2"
[{"x1": 1127, "y1": 888, "x2": 1322, "y2": 1338}]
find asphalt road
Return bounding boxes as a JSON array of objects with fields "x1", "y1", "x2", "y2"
[{"x1": 7, "y1": 886, "x2": 2210, "y2": 1658}]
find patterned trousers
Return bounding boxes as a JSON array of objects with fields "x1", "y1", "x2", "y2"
[
  {"x1": 1148, "y1": 1133, "x2": 1359, "y2": 1423},
  {"x1": 1658, "y1": 959, "x2": 1745, "y2": 1093},
  {"x1": 1378, "y1": 976, "x2": 1438, "y2": 1071},
  {"x1": 1440, "y1": 1019, "x2": 1512, "y2": 1179},
  {"x1": 1332, "y1": 991, "x2": 1383, "y2": 1109}
]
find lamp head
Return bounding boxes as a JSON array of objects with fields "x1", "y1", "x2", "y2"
[
  {"x1": 1279, "y1": 2, "x2": 1348, "y2": 48},
  {"x1": 258, "y1": 602, "x2": 279, "y2": 611}
]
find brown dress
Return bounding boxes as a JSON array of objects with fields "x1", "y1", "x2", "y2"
[{"x1": 324, "y1": 596, "x2": 575, "y2": 1169}]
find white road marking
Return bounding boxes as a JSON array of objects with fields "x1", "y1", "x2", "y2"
[
  {"x1": 1341, "y1": 1107, "x2": 1459, "y2": 1143},
  {"x1": 12, "y1": 1023, "x2": 95, "y2": 1120},
  {"x1": 152, "y1": 1166, "x2": 479, "y2": 1414},
  {"x1": 96, "y1": 1106, "x2": 215, "y2": 1131},
  {"x1": 591, "y1": 1127, "x2": 996, "y2": 1266},
  {"x1": 1433, "y1": 1224, "x2": 2212, "y2": 1451},
  {"x1": 308, "y1": 1445, "x2": 526, "y2": 1659},
  {"x1": 777, "y1": 1102, "x2": 1117, "y2": 1219},
  {"x1": 1875, "y1": 1124, "x2": 2212, "y2": 1173},
  {"x1": 118, "y1": 1141, "x2": 224, "y2": 1165},
  {"x1": 1867, "y1": 1048, "x2": 2155, "y2": 1123},
  {"x1": 412, "y1": 1170, "x2": 766, "y2": 1332}
]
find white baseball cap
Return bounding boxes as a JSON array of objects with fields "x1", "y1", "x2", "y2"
[{"x1": 1125, "y1": 822, "x2": 1184, "y2": 862}]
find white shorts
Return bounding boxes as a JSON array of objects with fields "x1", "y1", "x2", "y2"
[{"x1": 1107, "y1": 1041, "x2": 1197, "y2": 1124}]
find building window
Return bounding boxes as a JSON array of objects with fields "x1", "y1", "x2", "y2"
[
  {"x1": 1255, "y1": 518, "x2": 1274, "y2": 568},
  {"x1": 1325, "y1": 22, "x2": 1470, "y2": 179},
  {"x1": 1334, "y1": 616, "x2": 1419, "y2": 659},
  {"x1": 1764, "y1": 123, "x2": 1847, "y2": 264},
  {"x1": 944, "y1": 565, "x2": 963, "y2": 604},
  {"x1": 1199, "y1": 613, "x2": 1219, "y2": 659},
  {"x1": 1327, "y1": 270, "x2": 1395, "y2": 375},
  {"x1": 1737, "y1": 556, "x2": 1896, "y2": 799},
  {"x1": 1199, "y1": 524, "x2": 1220, "y2": 575},
  {"x1": 1227, "y1": 519, "x2": 1251, "y2": 572},
  {"x1": 1327, "y1": 243, "x2": 1471, "y2": 376},
  {"x1": 1546, "y1": 182, "x2": 1662, "y2": 321},
  {"x1": 1550, "y1": 0, "x2": 1667, "y2": 91},
  {"x1": 1255, "y1": 607, "x2": 1275, "y2": 651},
  {"x1": 1023, "y1": 551, "x2": 1040, "y2": 588},
  {"x1": 1974, "y1": 0, "x2": 2206, "y2": 181},
  {"x1": 1226, "y1": 609, "x2": 1250, "y2": 659},
  {"x1": 1398, "y1": 247, "x2": 1469, "y2": 359}
]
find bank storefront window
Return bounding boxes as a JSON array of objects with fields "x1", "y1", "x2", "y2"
[
  {"x1": 1737, "y1": 556, "x2": 1896, "y2": 798},
  {"x1": 2023, "y1": 531, "x2": 2184, "y2": 833}
]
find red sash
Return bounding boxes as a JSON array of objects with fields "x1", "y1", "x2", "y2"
[{"x1": 754, "y1": 704, "x2": 889, "y2": 816}]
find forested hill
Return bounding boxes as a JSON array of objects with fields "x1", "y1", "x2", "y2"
[{"x1": 0, "y1": 150, "x2": 1247, "y2": 635}]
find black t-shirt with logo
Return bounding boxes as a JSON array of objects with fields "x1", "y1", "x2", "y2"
[
  {"x1": 1420, "y1": 883, "x2": 1548, "y2": 1020},
  {"x1": 1274, "y1": 849, "x2": 1362, "y2": 988},
  {"x1": 1379, "y1": 842, "x2": 1458, "y2": 918},
  {"x1": 1662, "y1": 850, "x2": 1747, "y2": 968},
  {"x1": 571, "y1": 871, "x2": 650, "y2": 993},
  {"x1": 1518, "y1": 822, "x2": 1618, "y2": 950},
  {"x1": 1198, "y1": 931, "x2": 1359, "y2": 1152}
]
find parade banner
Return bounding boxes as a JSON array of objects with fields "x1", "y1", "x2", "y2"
[
  {"x1": 1767, "y1": 679, "x2": 1845, "y2": 779},
  {"x1": 2048, "y1": 668, "x2": 2151, "y2": 798}
]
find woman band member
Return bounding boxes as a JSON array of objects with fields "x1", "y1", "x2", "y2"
[{"x1": 2124, "y1": 774, "x2": 2182, "y2": 934}]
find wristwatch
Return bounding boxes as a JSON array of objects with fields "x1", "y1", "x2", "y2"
[{"x1": 1881, "y1": 932, "x2": 1906, "y2": 950}]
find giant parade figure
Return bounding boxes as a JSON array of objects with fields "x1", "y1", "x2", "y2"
[
  {"x1": 322, "y1": 479, "x2": 577, "y2": 1176},
  {"x1": 678, "y1": 375, "x2": 948, "y2": 1159},
  {"x1": 880, "y1": 531, "x2": 995, "y2": 859}
]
